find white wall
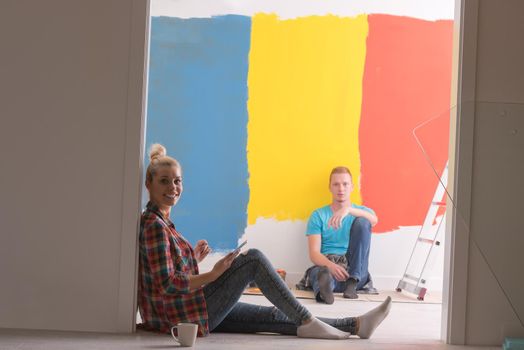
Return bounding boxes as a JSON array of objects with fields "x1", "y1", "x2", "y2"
[
  {"x1": 448, "y1": 0, "x2": 524, "y2": 345},
  {"x1": 0, "y1": 0, "x2": 148, "y2": 332},
  {"x1": 154, "y1": 0, "x2": 452, "y2": 293},
  {"x1": 151, "y1": 0, "x2": 454, "y2": 20}
]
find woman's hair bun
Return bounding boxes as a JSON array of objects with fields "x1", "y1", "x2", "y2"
[{"x1": 149, "y1": 143, "x2": 167, "y2": 161}]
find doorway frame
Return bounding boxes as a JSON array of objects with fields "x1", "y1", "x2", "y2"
[
  {"x1": 117, "y1": 0, "x2": 151, "y2": 333},
  {"x1": 128, "y1": 0, "x2": 475, "y2": 343},
  {"x1": 441, "y1": 0, "x2": 478, "y2": 344}
]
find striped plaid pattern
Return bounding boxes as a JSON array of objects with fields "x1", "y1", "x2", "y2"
[{"x1": 138, "y1": 201, "x2": 209, "y2": 336}]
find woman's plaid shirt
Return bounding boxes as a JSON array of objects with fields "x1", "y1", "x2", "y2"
[{"x1": 137, "y1": 202, "x2": 209, "y2": 336}]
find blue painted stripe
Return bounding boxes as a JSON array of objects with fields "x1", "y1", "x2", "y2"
[{"x1": 146, "y1": 15, "x2": 251, "y2": 250}]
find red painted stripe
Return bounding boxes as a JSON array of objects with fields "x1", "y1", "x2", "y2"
[{"x1": 360, "y1": 15, "x2": 453, "y2": 233}]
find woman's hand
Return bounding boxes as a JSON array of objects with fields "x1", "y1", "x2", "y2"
[
  {"x1": 210, "y1": 251, "x2": 237, "y2": 280},
  {"x1": 194, "y1": 240, "x2": 211, "y2": 263}
]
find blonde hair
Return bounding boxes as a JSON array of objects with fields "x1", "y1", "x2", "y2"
[
  {"x1": 329, "y1": 166, "x2": 352, "y2": 183},
  {"x1": 145, "y1": 143, "x2": 180, "y2": 183}
]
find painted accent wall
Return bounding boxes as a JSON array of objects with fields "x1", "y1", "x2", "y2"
[{"x1": 146, "y1": 2, "x2": 454, "y2": 290}]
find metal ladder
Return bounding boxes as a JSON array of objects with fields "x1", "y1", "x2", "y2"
[{"x1": 396, "y1": 163, "x2": 448, "y2": 300}]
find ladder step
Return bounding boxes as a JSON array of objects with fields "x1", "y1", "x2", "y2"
[
  {"x1": 398, "y1": 280, "x2": 417, "y2": 293},
  {"x1": 396, "y1": 280, "x2": 427, "y2": 299},
  {"x1": 417, "y1": 237, "x2": 441, "y2": 245},
  {"x1": 403, "y1": 273, "x2": 426, "y2": 284}
]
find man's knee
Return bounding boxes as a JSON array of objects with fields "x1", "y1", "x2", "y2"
[
  {"x1": 352, "y1": 217, "x2": 372, "y2": 233},
  {"x1": 349, "y1": 217, "x2": 372, "y2": 247}
]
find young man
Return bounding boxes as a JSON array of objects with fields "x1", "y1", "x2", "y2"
[{"x1": 300, "y1": 166, "x2": 378, "y2": 304}]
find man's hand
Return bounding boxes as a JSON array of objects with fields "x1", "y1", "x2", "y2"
[
  {"x1": 327, "y1": 262, "x2": 350, "y2": 282},
  {"x1": 329, "y1": 206, "x2": 378, "y2": 228},
  {"x1": 307, "y1": 235, "x2": 349, "y2": 281},
  {"x1": 194, "y1": 240, "x2": 211, "y2": 263},
  {"x1": 328, "y1": 206, "x2": 351, "y2": 229}
]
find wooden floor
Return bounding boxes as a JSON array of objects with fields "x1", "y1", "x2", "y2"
[{"x1": 0, "y1": 294, "x2": 501, "y2": 350}]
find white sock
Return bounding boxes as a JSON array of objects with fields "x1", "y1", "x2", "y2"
[
  {"x1": 357, "y1": 296, "x2": 392, "y2": 339},
  {"x1": 297, "y1": 317, "x2": 350, "y2": 340}
]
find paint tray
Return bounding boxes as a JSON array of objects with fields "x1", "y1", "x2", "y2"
[{"x1": 504, "y1": 338, "x2": 524, "y2": 350}]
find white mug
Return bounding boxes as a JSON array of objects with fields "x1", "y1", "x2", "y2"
[{"x1": 171, "y1": 323, "x2": 198, "y2": 347}]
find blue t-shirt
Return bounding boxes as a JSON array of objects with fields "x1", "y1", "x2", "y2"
[{"x1": 306, "y1": 204, "x2": 375, "y2": 255}]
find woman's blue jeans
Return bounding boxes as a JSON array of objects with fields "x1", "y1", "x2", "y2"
[
  {"x1": 204, "y1": 249, "x2": 357, "y2": 335},
  {"x1": 308, "y1": 217, "x2": 372, "y2": 296}
]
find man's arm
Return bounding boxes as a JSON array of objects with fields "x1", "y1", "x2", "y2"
[
  {"x1": 307, "y1": 235, "x2": 349, "y2": 282},
  {"x1": 328, "y1": 206, "x2": 378, "y2": 229},
  {"x1": 348, "y1": 207, "x2": 378, "y2": 226}
]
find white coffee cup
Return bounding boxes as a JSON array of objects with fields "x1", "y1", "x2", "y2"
[{"x1": 171, "y1": 323, "x2": 198, "y2": 347}]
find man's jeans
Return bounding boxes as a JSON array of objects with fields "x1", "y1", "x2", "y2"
[
  {"x1": 309, "y1": 217, "x2": 372, "y2": 296},
  {"x1": 204, "y1": 249, "x2": 358, "y2": 335}
]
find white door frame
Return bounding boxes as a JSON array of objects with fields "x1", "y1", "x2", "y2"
[
  {"x1": 117, "y1": 0, "x2": 151, "y2": 333},
  {"x1": 441, "y1": 0, "x2": 478, "y2": 344}
]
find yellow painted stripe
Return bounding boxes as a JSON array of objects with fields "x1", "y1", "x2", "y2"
[{"x1": 247, "y1": 13, "x2": 369, "y2": 224}]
